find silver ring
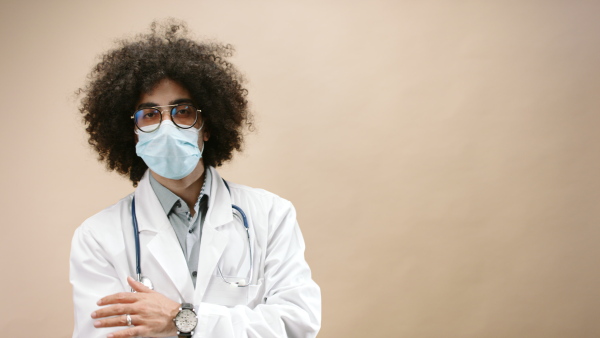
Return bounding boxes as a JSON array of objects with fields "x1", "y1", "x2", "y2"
[{"x1": 126, "y1": 314, "x2": 132, "y2": 326}]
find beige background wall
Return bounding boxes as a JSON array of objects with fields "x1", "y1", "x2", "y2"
[{"x1": 1, "y1": 1, "x2": 599, "y2": 337}]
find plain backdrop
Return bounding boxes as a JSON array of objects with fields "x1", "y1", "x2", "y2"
[{"x1": 1, "y1": 1, "x2": 599, "y2": 337}]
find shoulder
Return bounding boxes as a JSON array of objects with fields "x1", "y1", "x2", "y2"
[
  {"x1": 222, "y1": 181, "x2": 299, "y2": 241},
  {"x1": 225, "y1": 181, "x2": 294, "y2": 212},
  {"x1": 70, "y1": 195, "x2": 133, "y2": 290},
  {"x1": 74, "y1": 193, "x2": 133, "y2": 240}
]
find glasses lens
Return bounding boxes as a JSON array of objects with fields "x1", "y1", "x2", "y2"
[
  {"x1": 171, "y1": 104, "x2": 198, "y2": 128},
  {"x1": 134, "y1": 108, "x2": 161, "y2": 132}
]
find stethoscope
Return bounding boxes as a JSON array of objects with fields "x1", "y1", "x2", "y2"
[{"x1": 131, "y1": 179, "x2": 254, "y2": 291}]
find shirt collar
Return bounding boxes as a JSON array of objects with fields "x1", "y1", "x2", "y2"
[{"x1": 149, "y1": 169, "x2": 211, "y2": 216}]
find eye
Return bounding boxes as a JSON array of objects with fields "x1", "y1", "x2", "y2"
[
  {"x1": 142, "y1": 109, "x2": 159, "y2": 119},
  {"x1": 174, "y1": 105, "x2": 193, "y2": 117}
]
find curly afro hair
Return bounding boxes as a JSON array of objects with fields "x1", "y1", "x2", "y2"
[{"x1": 78, "y1": 20, "x2": 253, "y2": 186}]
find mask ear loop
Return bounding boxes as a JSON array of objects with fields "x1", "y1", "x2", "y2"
[{"x1": 197, "y1": 122, "x2": 206, "y2": 156}]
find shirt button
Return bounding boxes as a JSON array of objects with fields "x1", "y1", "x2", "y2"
[{"x1": 192, "y1": 271, "x2": 197, "y2": 277}]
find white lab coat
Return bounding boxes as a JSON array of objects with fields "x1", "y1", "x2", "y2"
[{"x1": 70, "y1": 167, "x2": 321, "y2": 338}]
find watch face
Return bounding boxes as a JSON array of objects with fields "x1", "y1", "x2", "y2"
[{"x1": 175, "y1": 309, "x2": 198, "y2": 333}]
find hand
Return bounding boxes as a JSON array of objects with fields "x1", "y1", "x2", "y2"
[{"x1": 91, "y1": 276, "x2": 180, "y2": 338}]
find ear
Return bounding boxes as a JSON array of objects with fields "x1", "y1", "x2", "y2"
[
  {"x1": 203, "y1": 130, "x2": 210, "y2": 142},
  {"x1": 133, "y1": 126, "x2": 139, "y2": 143}
]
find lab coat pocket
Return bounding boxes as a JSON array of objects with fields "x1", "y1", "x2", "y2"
[
  {"x1": 246, "y1": 278, "x2": 265, "y2": 308},
  {"x1": 203, "y1": 274, "x2": 249, "y2": 307}
]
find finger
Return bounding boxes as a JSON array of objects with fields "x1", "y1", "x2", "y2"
[
  {"x1": 106, "y1": 325, "x2": 144, "y2": 338},
  {"x1": 93, "y1": 314, "x2": 135, "y2": 328},
  {"x1": 127, "y1": 276, "x2": 153, "y2": 293},
  {"x1": 98, "y1": 292, "x2": 139, "y2": 306},
  {"x1": 92, "y1": 304, "x2": 135, "y2": 319}
]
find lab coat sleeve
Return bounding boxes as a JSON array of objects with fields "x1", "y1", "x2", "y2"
[
  {"x1": 194, "y1": 198, "x2": 321, "y2": 338},
  {"x1": 70, "y1": 222, "x2": 127, "y2": 338}
]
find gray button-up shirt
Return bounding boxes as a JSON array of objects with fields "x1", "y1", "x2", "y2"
[{"x1": 149, "y1": 169, "x2": 211, "y2": 287}]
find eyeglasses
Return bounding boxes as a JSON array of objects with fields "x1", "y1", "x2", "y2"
[{"x1": 131, "y1": 103, "x2": 201, "y2": 133}]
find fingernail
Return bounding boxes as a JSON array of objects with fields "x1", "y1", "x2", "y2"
[
  {"x1": 96, "y1": 299, "x2": 102, "y2": 305},
  {"x1": 91, "y1": 312, "x2": 97, "y2": 318},
  {"x1": 107, "y1": 334, "x2": 114, "y2": 338},
  {"x1": 94, "y1": 321, "x2": 101, "y2": 327}
]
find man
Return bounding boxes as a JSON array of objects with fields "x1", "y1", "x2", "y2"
[{"x1": 70, "y1": 21, "x2": 321, "y2": 338}]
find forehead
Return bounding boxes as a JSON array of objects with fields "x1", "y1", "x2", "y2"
[{"x1": 137, "y1": 79, "x2": 192, "y2": 106}]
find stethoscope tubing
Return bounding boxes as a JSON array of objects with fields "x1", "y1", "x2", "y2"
[
  {"x1": 131, "y1": 197, "x2": 142, "y2": 277},
  {"x1": 221, "y1": 180, "x2": 254, "y2": 287},
  {"x1": 131, "y1": 179, "x2": 253, "y2": 289}
]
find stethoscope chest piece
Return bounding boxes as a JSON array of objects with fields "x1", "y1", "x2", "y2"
[
  {"x1": 130, "y1": 274, "x2": 154, "y2": 292},
  {"x1": 139, "y1": 274, "x2": 154, "y2": 290}
]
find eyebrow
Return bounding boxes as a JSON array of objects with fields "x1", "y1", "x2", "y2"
[{"x1": 137, "y1": 98, "x2": 195, "y2": 109}]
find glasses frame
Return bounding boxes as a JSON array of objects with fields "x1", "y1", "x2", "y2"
[{"x1": 131, "y1": 103, "x2": 202, "y2": 133}]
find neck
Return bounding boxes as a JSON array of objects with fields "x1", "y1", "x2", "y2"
[{"x1": 150, "y1": 164, "x2": 206, "y2": 212}]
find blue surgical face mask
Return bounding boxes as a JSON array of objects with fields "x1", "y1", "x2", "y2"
[{"x1": 135, "y1": 120, "x2": 204, "y2": 180}]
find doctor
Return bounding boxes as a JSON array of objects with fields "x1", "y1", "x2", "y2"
[{"x1": 70, "y1": 21, "x2": 321, "y2": 338}]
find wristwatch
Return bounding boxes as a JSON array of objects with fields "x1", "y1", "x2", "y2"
[{"x1": 173, "y1": 303, "x2": 198, "y2": 337}]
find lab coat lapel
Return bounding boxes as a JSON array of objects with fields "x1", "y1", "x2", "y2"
[
  {"x1": 146, "y1": 230, "x2": 194, "y2": 302},
  {"x1": 134, "y1": 172, "x2": 195, "y2": 302},
  {"x1": 194, "y1": 167, "x2": 234, "y2": 301}
]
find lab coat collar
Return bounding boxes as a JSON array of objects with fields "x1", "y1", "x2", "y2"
[
  {"x1": 135, "y1": 167, "x2": 233, "y2": 232},
  {"x1": 134, "y1": 168, "x2": 234, "y2": 231},
  {"x1": 205, "y1": 166, "x2": 234, "y2": 229},
  {"x1": 134, "y1": 171, "x2": 172, "y2": 233}
]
